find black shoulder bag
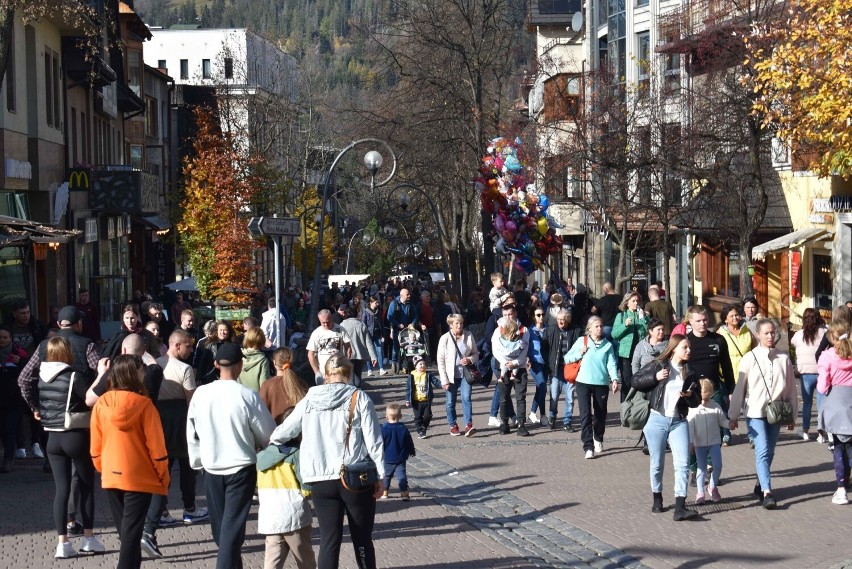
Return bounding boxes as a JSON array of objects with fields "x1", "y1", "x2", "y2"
[{"x1": 339, "y1": 391, "x2": 379, "y2": 491}]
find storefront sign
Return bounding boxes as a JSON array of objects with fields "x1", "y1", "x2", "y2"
[
  {"x1": 809, "y1": 198, "x2": 834, "y2": 224},
  {"x1": 68, "y1": 168, "x2": 91, "y2": 191},
  {"x1": 4, "y1": 159, "x2": 32, "y2": 180},
  {"x1": 791, "y1": 251, "x2": 801, "y2": 299},
  {"x1": 215, "y1": 307, "x2": 251, "y2": 321}
]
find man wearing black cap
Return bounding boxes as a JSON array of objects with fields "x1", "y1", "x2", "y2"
[{"x1": 187, "y1": 343, "x2": 276, "y2": 569}]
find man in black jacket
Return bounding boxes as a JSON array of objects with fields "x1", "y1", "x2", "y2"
[{"x1": 541, "y1": 309, "x2": 583, "y2": 431}]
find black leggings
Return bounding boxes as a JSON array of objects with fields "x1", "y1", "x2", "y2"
[
  {"x1": 47, "y1": 430, "x2": 95, "y2": 535},
  {"x1": 312, "y1": 479, "x2": 377, "y2": 569}
]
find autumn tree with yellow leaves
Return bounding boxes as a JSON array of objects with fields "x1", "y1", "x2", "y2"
[
  {"x1": 177, "y1": 106, "x2": 261, "y2": 302},
  {"x1": 749, "y1": 0, "x2": 852, "y2": 178}
]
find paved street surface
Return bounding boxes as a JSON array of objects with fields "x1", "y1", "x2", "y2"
[{"x1": 2, "y1": 372, "x2": 851, "y2": 568}]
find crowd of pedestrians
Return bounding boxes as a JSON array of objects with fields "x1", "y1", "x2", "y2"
[{"x1": 1, "y1": 276, "x2": 851, "y2": 566}]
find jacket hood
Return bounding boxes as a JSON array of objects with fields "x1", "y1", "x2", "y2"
[
  {"x1": 828, "y1": 349, "x2": 852, "y2": 373},
  {"x1": 306, "y1": 382, "x2": 356, "y2": 412},
  {"x1": 39, "y1": 361, "x2": 72, "y2": 383},
  {"x1": 96, "y1": 391, "x2": 150, "y2": 431},
  {"x1": 241, "y1": 349, "x2": 266, "y2": 372}
]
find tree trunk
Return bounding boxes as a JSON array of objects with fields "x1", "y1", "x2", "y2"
[
  {"x1": 740, "y1": 233, "x2": 755, "y2": 298},
  {"x1": 0, "y1": 7, "x2": 14, "y2": 95}
]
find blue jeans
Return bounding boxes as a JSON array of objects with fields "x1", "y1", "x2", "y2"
[
  {"x1": 747, "y1": 418, "x2": 781, "y2": 493},
  {"x1": 384, "y1": 461, "x2": 408, "y2": 492},
  {"x1": 643, "y1": 412, "x2": 690, "y2": 497},
  {"x1": 445, "y1": 377, "x2": 473, "y2": 427},
  {"x1": 549, "y1": 377, "x2": 574, "y2": 425},
  {"x1": 368, "y1": 338, "x2": 385, "y2": 372},
  {"x1": 800, "y1": 373, "x2": 823, "y2": 432},
  {"x1": 695, "y1": 444, "x2": 723, "y2": 491},
  {"x1": 528, "y1": 362, "x2": 547, "y2": 414}
]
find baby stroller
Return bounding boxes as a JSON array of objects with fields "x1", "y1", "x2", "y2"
[{"x1": 398, "y1": 325, "x2": 429, "y2": 374}]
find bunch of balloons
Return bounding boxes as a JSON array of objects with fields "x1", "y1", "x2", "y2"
[{"x1": 475, "y1": 136, "x2": 563, "y2": 274}]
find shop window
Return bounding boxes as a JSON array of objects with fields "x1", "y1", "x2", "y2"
[
  {"x1": 180, "y1": 59, "x2": 188, "y2": 80},
  {"x1": 813, "y1": 254, "x2": 832, "y2": 309}
]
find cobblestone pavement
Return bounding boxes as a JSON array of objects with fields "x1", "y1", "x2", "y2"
[{"x1": 2, "y1": 371, "x2": 851, "y2": 568}]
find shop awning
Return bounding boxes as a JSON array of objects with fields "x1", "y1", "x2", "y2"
[
  {"x1": 139, "y1": 215, "x2": 171, "y2": 231},
  {"x1": 0, "y1": 215, "x2": 81, "y2": 247},
  {"x1": 751, "y1": 228, "x2": 833, "y2": 261},
  {"x1": 165, "y1": 277, "x2": 197, "y2": 291}
]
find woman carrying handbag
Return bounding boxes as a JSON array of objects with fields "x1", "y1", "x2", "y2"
[
  {"x1": 269, "y1": 355, "x2": 384, "y2": 569},
  {"x1": 728, "y1": 319, "x2": 797, "y2": 510}
]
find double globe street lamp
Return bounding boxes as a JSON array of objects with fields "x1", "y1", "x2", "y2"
[{"x1": 308, "y1": 139, "x2": 397, "y2": 329}]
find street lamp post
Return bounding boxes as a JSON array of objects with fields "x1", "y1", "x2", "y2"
[
  {"x1": 387, "y1": 183, "x2": 451, "y2": 289},
  {"x1": 307, "y1": 139, "x2": 397, "y2": 329}
]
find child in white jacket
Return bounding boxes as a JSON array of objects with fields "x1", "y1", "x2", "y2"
[{"x1": 688, "y1": 378, "x2": 729, "y2": 503}]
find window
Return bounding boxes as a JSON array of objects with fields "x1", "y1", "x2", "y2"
[
  {"x1": 636, "y1": 127, "x2": 651, "y2": 204},
  {"x1": 52, "y1": 50, "x2": 60, "y2": 129},
  {"x1": 813, "y1": 254, "x2": 832, "y2": 309},
  {"x1": 127, "y1": 50, "x2": 142, "y2": 95},
  {"x1": 636, "y1": 32, "x2": 650, "y2": 99},
  {"x1": 180, "y1": 59, "x2": 188, "y2": 80},
  {"x1": 157, "y1": 59, "x2": 166, "y2": 69},
  {"x1": 538, "y1": 0, "x2": 581, "y2": 13},
  {"x1": 224, "y1": 57, "x2": 234, "y2": 79},
  {"x1": 636, "y1": 0, "x2": 649, "y2": 5},
  {"x1": 5, "y1": 24, "x2": 14, "y2": 112},
  {"x1": 145, "y1": 96, "x2": 158, "y2": 137},
  {"x1": 129, "y1": 144, "x2": 143, "y2": 170},
  {"x1": 543, "y1": 74, "x2": 582, "y2": 122},
  {"x1": 544, "y1": 155, "x2": 582, "y2": 200},
  {"x1": 608, "y1": 0, "x2": 626, "y2": 86},
  {"x1": 202, "y1": 59, "x2": 211, "y2": 79}
]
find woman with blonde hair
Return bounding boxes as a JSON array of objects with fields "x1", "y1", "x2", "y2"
[
  {"x1": 239, "y1": 327, "x2": 270, "y2": 392},
  {"x1": 612, "y1": 291, "x2": 649, "y2": 401},
  {"x1": 817, "y1": 320, "x2": 852, "y2": 505}
]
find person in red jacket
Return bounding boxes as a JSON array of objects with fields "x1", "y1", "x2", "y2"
[{"x1": 91, "y1": 355, "x2": 170, "y2": 568}]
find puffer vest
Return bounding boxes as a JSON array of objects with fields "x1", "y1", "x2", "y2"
[
  {"x1": 38, "y1": 329, "x2": 91, "y2": 375},
  {"x1": 38, "y1": 366, "x2": 88, "y2": 431}
]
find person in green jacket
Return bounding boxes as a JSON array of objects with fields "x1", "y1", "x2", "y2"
[
  {"x1": 239, "y1": 328, "x2": 270, "y2": 392},
  {"x1": 612, "y1": 291, "x2": 649, "y2": 402}
]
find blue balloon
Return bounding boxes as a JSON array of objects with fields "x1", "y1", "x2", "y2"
[{"x1": 538, "y1": 195, "x2": 550, "y2": 209}]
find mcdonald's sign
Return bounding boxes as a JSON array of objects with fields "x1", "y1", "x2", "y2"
[{"x1": 68, "y1": 168, "x2": 91, "y2": 191}]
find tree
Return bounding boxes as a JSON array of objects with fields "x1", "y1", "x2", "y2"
[
  {"x1": 177, "y1": 106, "x2": 262, "y2": 302},
  {"x1": 748, "y1": 0, "x2": 852, "y2": 178},
  {"x1": 292, "y1": 186, "x2": 337, "y2": 282},
  {"x1": 349, "y1": 0, "x2": 531, "y2": 295}
]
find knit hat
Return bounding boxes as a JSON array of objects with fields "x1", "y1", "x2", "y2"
[{"x1": 412, "y1": 355, "x2": 425, "y2": 367}]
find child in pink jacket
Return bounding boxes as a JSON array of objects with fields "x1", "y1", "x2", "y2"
[{"x1": 816, "y1": 322, "x2": 852, "y2": 505}]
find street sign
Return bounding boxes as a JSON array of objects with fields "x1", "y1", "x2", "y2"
[{"x1": 247, "y1": 217, "x2": 300, "y2": 237}]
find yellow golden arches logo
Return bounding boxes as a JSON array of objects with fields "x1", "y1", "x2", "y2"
[{"x1": 68, "y1": 169, "x2": 90, "y2": 191}]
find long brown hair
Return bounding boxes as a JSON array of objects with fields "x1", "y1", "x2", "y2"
[
  {"x1": 45, "y1": 337, "x2": 73, "y2": 364},
  {"x1": 828, "y1": 320, "x2": 852, "y2": 359},
  {"x1": 656, "y1": 334, "x2": 689, "y2": 373},
  {"x1": 801, "y1": 308, "x2": 824, "y2": 345},
  {"x1": 108, "y1": 354, "x2": 148, "y2": 396},
  {"x1": 272, "y1": 347, "x2": 308, "y2": 411}
]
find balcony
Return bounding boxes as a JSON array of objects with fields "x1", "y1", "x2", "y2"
[
  {"x1": 89, "y1": 167, "x2": 161, "y2": 214},
  {"x1": 528, "y1": 0, "x2": 582, "y2": 27}
]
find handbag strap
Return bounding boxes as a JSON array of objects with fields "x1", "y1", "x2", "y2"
[
  {"x1": 751, "y1": 352, "x2": 775, "y2": 401},
  {"x1": 450, "y1": 332, "x2": 466, "y2": 363},
  {"x1": 722, "y1": 327, "x2": 745, "y2": 357},
  {"x1": 342, "y1": 391, "x2": 359, "y2": 461}
]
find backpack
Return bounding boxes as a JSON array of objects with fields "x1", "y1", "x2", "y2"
[{"x1": 620, "y1": 387, "x2": 650, "y2": 430}]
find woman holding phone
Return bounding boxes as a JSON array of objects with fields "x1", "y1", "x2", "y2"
[{"x1": 632, "y1": 334, "x2": 702, "y2": 520}]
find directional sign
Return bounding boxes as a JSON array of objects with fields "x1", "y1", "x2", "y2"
[{"x1": 247, "y1": 217, "x2": 301, "y2": 237}]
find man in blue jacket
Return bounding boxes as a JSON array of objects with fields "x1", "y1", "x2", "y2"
[{"x1": 386, "y1": 288, "x2": 420, "y2": 373}]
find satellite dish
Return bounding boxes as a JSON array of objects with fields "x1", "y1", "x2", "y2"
[{"x1": 571, "y1": 11, "x2": 584, "y2": 32}]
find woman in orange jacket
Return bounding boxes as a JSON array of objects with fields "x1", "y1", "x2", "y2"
[{"x1": 90, "y1": 355, "x2": 170, "y2": 568}]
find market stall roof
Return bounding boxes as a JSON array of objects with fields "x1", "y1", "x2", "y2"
[
  {"x1": 0, "y1": 216, "x2": 81, "y2": 247},
  {"x1": 751, "y1": 228, "x2": 833, "y2": 261}
]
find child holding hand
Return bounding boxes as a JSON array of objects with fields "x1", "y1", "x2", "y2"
[{"x1": 687, "y1": 378, "x2": 728, "y2": 503}]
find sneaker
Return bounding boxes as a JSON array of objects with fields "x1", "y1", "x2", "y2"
[
  {"x1": 487, "y1": 415, "x2": 501, "y2": 427},
  {"x1": 584, "y1": 449, "x2": 595, "y2": 459},
  {"x1": 379, "y1": 369, "x2": 388, "y2": 376},
  {"x1": 31, "y1": 443, "x2": 44, "y2": 459},
  {"x1": 753, "y1": 482, "x2": 763, "y2": 499},
  {"x1": 55, "y1": 541, "x2": 77, "y2": 559},
  {"x1": 593, "y1": 440, "x2": 603, "y2": 453},
  {"x1": 499, "y1": 422, "x2": 510, "y2": 435},
  {"x1": 158, "y1": 512, "x2": 180, "y2": 528},
  {"x1": 516, "y1": 425, "x2": 530, "y2": 437},
  {"x1": 710, "y1": 487, "x2": 722, "y2": 502},
  {"x1": 528, "y1": 412, "x2": 539, "y2": 424},
  {"x1": 695, "y1": 494, "x2": 706, "y2": 505},
  {"x1": 464, "y1": 423, "x2": 476, "y2": 437},
  {"x1": 400, "y1": 491, "x2": 410, "y2": 501},
  {"x1": 80, "y1": 535, "x2": 106, "y2": 554},
  {"x1": 722, "y1": 435, "x2": 731, "y2": 447},
  {"x1": 510, "y1": 417, "x2": 519, "y2": 428},
  {"x1": 449, "y1": 424, "x2": 461, "y2": 436},
  {"x1": 183, "y1": 507, "x2": 208, "y2": 524},
  {"x1": 817, "y1": 430, "x2": 826, "y2": 444},
  {"x1": 381, "y1": 490, "x2": 389, "y2": 499},
  {"x1": 66, "y1": 520, "x2": 84, "y2": 537},
  {"x1": 417, "y1": 432, "x2": 426, "y2": 440},
  {"x1": 832, "y1": 488, "x2": 849, "y2": 505},
  {"x1": 798, "y1": 429, "x2": 809, "y2": 441},
  {"x1": 140, "y1": 533, "x2": 163, "y2": 559},
  {"x1": 14, "y1": 448, "x2": 26, "y2": 459},
  {"x1": 762, "y1": 493, "x2": 777, "y2": 510},
  {"x1": 540, "y1": 414, "x2": 551, "y2": 428},
  {"x1": 367, "y1": 370, "x2": 373, "y2": 377}
]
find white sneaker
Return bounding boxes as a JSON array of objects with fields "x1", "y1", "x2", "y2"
[
  {"x1": 584, "y1": 449, "x2": 595, "y2": 459},
  {"x1": 798, "y1": 430, "x2": 809, "y2": 441},
  {"x1": 367, "y1": 370, "x2": 373, "y2": 377},
  {"x1": 80, "y1": 535, "x2": 106, "y2": 554},
  {"x1": 593, "y1": 440, "x2": 603, "y2": 453},
  {"x1": 487, "y1": 416, "x2": 501, "y2": 427},
  {"x1": 14, "y1": 448, "x2": 26, "y2": 459},
  {"x1": 832, "y1": 488, "x2": 849, "y2": 505},
  {"x1": 31, "y1": 443, "x2": 44, "y2": 459},
  {"x1": 817, "y1": 433, "x2": 826, "y2": 444},
  {"x1": 379, "y1": 369, "x2": 388, "y2": 376},
  {"x1": 528, "y1": 412, "x2": 539, "y2": 424},
  {"x1": 55, "y1": 541, "x2": 77, "y2": 559}
]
